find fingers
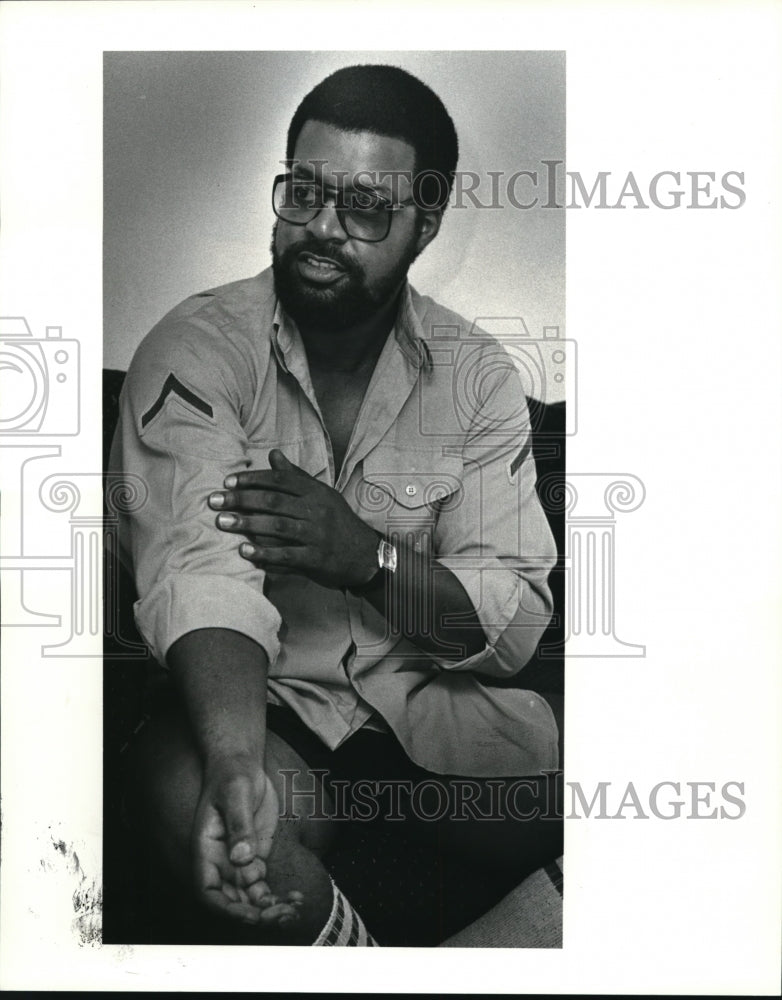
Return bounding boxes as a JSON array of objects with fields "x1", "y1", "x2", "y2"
[
  {"x1": 235, "y1": 856, "x2": 268, "y2": 889},
  {"x1": 254, "y1": 891, "x2": 304, "y2": 926},
  {"x1": 238, "y1": 543, "x2": 313, "y2": 571},
  {"x1": 215, "y1": 773, "x2": 258, "y2": 865},
  {"x1": 195, "y1": 845, "x2": 303, "y2": 931},
  {"x1": 204, "y1": 889, "x2": 266, "y2": 925},
  {"x1": 209, "y1": 490, "x2": 306, "y2": 518},
  {"x1": 192, "y1": 774, "x2": 304, "y2": 931},
  {"x1": 218, "y1": 474, "x2": 302, "y2": 496},
  {"x1": 196, "y1": 851, "x2": 268, "y2": 924},
  {"x1": 258, "y1": 901, "x2": 299, "y2": 926},
  {"x1": 198, "y1": 855, "x2": 302, "y2": 928},
  {"x1": 268, "y1": 448, "x2": 297, "y2": 472},
  {"x1": 213, "y1": 511, "x2": 308, "y2": 545},
  {"x1": 202, "y1": 886, "x2": 301, "y2": 928},
  {"x1": 222, "y1": 454, "x2": 308, "y2": 495}
]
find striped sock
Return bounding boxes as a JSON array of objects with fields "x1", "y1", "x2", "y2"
[{"x1": 312, "y1": 879, "x2": 379, "y2": 946}]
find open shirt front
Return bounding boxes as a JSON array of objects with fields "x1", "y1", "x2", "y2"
[{"x1": 110, "y1": 269, "x2": 559, "y2": 776}]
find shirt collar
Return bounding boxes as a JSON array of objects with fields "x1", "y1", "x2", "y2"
[
  {"x1": 271, "y1": 298, "x2": 294, "y2": 374},
  {"x1": 271, "y1": 282, "x2": 433, "y2": 376},
  {"x1": 395, "y1": 282, "x2": 433, "y2": 374}
]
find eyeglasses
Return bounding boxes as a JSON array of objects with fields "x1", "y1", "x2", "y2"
[{"x1": 272, "y1": 173, "x2": 413, "y2": 243}]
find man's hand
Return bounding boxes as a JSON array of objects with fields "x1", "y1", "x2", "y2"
[
  {"x1": 194, "y1": 751, "x2": 302, "y2": 927},
  {"x1": 209, "y1": 453, "x2": 486, "y2": 661},
  {"x1": 209, "y1": 449, "x2": 379, "y2": 589}
]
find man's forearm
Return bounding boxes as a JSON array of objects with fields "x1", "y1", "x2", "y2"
[
  {"x1": 351, "y1": 534, "x2": 487, "y2": 662},
  {"x1": 167, "y1": 627, "x2": 269, "y2": 764}
]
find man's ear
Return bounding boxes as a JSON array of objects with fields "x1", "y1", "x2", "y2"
[{"x1": 414, "y1": 209, "x2": 443, "y2": 256}]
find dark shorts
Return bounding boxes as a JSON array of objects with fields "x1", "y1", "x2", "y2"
[
  {"x1": 265, "y1": 703, "x2": 561, "y2": 828},
  {"x1": 265, "y1": 703, "x2": 438, "y2": 822}
]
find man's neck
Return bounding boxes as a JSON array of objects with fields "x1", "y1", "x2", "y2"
[{"x1": 298, "y1": 290, "x2": 401, "y2": 375}]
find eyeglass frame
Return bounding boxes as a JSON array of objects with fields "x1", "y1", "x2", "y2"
[{"x1": 271, "y1": 172, "x2": 418, "y2": 243}]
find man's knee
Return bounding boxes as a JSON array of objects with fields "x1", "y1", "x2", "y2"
[
  {"x1": 123, "y1": 717, "x2": 335, "y2": 943},
  {"x1": 265, "y1": 731, "x2": 336, "y2": 857},
  {"x1": 117, "y1": 705, "x2": 202, "y2": 892}
]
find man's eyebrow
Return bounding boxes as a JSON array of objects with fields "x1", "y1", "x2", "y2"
[
  {"x1": 290, "y1": 164, "x2": 318, "y2": 179},
  {"x1": 289, "y1": 166, "x2": 396, "y2": 199}
]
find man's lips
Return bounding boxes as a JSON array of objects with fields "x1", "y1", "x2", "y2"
[
  {"x1": 296, "y1": 251, "x2": 348, "y2": 285},
  {"x1": 298, "y1": 251, "x2": 345, "y2": 270}
]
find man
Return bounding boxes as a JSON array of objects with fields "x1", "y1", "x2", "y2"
[{"x1": 111, "y1": 64, "x2": 560, "y2": 946}]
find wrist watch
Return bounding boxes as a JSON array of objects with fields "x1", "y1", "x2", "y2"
[
  {"x1": 376, "y1": 538, "x2": 398, "y2": 575},
  {"x1": 351, "y1": 536, "x2": 397, "y2": 595}
]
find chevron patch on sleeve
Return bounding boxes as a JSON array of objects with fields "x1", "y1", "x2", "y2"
[
  {"x1": 508, "y1": 438, "x2": 532, "y2": 481},
  {"x1": 141, "y1": 373, "x2": 214, "y2": 428}
]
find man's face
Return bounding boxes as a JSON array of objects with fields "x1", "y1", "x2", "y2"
[{"x1": 272, "y1": 120, "x2": 439, "y2": 332}]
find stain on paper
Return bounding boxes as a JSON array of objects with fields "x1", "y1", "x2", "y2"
[{"x1": 49, "y1": 835, "x2": 102, "y2": 946}]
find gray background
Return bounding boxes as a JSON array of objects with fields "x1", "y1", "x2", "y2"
[{"x1": 104, "y1": 51, "x2": 565, "y2": 398}]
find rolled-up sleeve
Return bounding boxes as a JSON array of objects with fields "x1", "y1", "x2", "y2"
[
  {"x1": 110, "y1": 317, "x2": 282, "y2": 667},
  {"x1": 434, "y1": 348, "x2": 556, "y2": 678}
]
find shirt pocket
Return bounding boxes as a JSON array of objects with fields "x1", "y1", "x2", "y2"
[{"x1": 357, "y1": 446, "x2": 464, "y2": 535}]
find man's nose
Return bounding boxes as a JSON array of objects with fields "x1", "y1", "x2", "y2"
[{"x1": 305, "y1": 202, "x2": 348, "y2": 243}]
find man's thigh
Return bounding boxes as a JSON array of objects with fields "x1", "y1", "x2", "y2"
[{"x1": 402, "y1": 770, "x2": 563, "y2": 879}]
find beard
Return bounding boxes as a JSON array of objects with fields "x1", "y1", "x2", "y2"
[{"x1": 270, "y1": 222, "x2": 421, "y2": 333}]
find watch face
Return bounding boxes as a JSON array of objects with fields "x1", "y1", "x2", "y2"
[{"x1": 379, "y1": 539, "x2": 398, "y2": 573}]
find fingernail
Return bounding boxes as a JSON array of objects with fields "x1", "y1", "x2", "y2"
[
  {"x1": 240, "y1": 542, "x2": 255, "y2": 558},
  {"x1": 224, "y1": 474, "x2": 237, "y2": 488},
  {"x1": 208, "y1": 492, "x2": 224, "y2": 508},
  {"x1": 230, "y1": 840, "x2": 253, "y2": 862},
  {"x1": 217, "y1": 512, "x2": 237, "y2": 528}
]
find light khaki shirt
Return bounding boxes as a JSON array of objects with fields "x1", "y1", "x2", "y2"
[{"x1": 111, "y1": 269, "x2": 559, "y2": 776}]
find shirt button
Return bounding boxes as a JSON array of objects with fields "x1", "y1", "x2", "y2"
[{"x1": 405, "y1": 484, "x2": 417, "y2": 496}]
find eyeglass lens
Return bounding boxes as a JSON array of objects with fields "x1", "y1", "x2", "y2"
[{"x1": 273, "y1": 177, "x2": 392, "y2": 242}]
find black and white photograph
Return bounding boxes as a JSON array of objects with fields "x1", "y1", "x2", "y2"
[
  {"x1": 0, "y1": 1, "x2": 780, "y2": 994},
  {"x1": 102, "y1": 50, "x2": 566, "y2": 950}
]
